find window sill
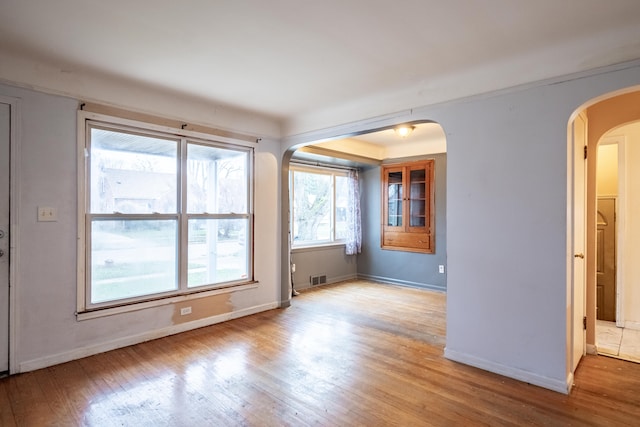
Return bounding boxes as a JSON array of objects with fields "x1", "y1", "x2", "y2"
[
  {"x1": 292, "y1": 243, "x2": 346, "y2": 253},
  {"x1": 76, "y1": 282, "x2": 259, "y2": 321}
]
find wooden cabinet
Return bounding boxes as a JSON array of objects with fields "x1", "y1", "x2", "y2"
[{"x1": 381, "y1": 160, "x2": 434, "y2": 253}]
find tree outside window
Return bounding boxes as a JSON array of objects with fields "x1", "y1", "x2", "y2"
[{"x1": 290, "y1": 166, "x2": 349, "y2": 246}]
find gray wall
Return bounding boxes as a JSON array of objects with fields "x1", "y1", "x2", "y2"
[
  {"x1": 291, "y1": 245, "x2": 357, "y2": 291},
  {"x1": 358, "y1": 154, "x2": 447, "y2": 291}
]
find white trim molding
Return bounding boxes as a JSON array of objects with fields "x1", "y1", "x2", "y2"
[
  {"x1": 615, "y1": 136, "x2": 626, "y2": 328},
  {"x1": 444, "y1": 348, "x2": 571, "y2": 395},
  {"x1": 0, "y1": 95, "x2": 21, "y2": 375},
  {"x1": 19, "y1": 301, "x2": 278, "y2": 373}
]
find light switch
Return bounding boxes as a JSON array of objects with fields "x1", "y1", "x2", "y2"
[{"x1": 38, "y1": 207, "x2": 58, "y2": 222}]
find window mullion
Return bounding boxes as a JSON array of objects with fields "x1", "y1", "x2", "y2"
[
  {"x1": 89, "y1": 213, "x2": 179, "y2": 220},
  {"x1": 331, "y1": 174, "x2": 336, "y2": 242},
  {"x1": 179, "y1": 138, "x2": 188, "y2": 291}
]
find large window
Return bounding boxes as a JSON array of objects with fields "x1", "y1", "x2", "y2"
[
  {"x1": 80, "y1": 117, "x2": 253, "y2": 312},
  {"x1": 290, "y1": 165, "x2": 349, "y2": 247}
]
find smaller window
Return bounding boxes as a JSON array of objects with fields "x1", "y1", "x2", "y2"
[{"x1": 290, "y1": 165, "x2": 350, "y2": 247}]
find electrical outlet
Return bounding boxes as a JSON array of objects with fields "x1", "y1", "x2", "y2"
[
  {"x1": 439, "y1": 265, "x2": 445, "y2": 274},
  {"x1": 291, "y1": 263, "x2": 296, "y2": 273},
  {"x1": 180, "y1": 307, "x2": 192, "y2": 316},
  {"x1": 38, "y1": 206, "x2": 58, "y2": 222}
]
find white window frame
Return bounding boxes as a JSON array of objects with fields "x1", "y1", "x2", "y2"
[
  {"x1": 77, "y1": 111, "x2": 256, "y2": 318},
  {"x1": 290, "y1": 164, "x2": 350, "y2": 248}
]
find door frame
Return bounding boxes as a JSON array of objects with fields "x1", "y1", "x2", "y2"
[
  {"x1": 614, "y1": 136, "x2": 626, "y2": 328},
  {"x1": 0, "y1": 95, "x2": 20, "y2": 374}
]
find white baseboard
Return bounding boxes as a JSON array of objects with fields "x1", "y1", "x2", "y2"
[
  {"x1": 18, "y1": 301, "x2": 279, "y2": 373},
  {"x1": 566, "y1": 372, "x2": 575, "y2": 393},
  {"x1": 357, "y1": 273, "x2": 445, "y2": 292},
  {"x1": 586, "y1": 344, "x2": 598, "y2": 355},
  {"x1": 624, "y1": 321, "x2": 640, "y2": 331},
  {"x1": 444, "y1": 348, "x2": 571, "y2": 394}
]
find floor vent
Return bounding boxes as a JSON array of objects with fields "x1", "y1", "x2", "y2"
[{"x1": 310, "y1": 274, "x2": 327, "y2": 286}]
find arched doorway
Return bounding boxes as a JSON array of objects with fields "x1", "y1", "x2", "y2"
[
  {"x1": 279, "y1": 121, "x2": 447, "y2": 304},
  {"x1": 569, "y1": 88, "x2": 640, "y2": 366}
]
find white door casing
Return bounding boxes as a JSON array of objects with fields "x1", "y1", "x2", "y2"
[
  {"x1": 0, "y1": 102, "x2": 10, "y2": 372},
  {"x1": 615, "y1": 137, "x2": 626, "y2": 328}
]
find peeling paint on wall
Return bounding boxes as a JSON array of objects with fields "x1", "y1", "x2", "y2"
[{"x1": 172, "y1": 294, "x2": 234, "y2": 325}]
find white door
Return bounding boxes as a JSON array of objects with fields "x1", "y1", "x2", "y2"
[
  {"x1": 571, "y1": 112, "x2": 587, "y2": 372},
  {"x1": 0, "y1": 102, "x2": 10, "y2": 373}
]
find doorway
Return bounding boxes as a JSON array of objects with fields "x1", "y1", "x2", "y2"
[
  {"x1": 282, "y1": 122, "x2": 447, "y2": 297},
  {"x1": 0, "y1": 101, "x2": 10, "y2": 374},
  {"x1": 594, "y1": 124, "x2": 640, "y2": 363}
]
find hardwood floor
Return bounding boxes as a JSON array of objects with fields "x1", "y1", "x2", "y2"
[{"x1": 1, "y1": 280, "x2": 639, "y2": 426}]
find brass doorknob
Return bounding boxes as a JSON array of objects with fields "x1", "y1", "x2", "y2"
[{"x1": 574, "y1": 253, "x2": 584, "y2": 259}]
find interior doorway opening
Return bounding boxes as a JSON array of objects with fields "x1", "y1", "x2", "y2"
[
  {"x1": 569, "y1": 88, "x2": 640, "y2": 367},
  {"x1": 594, "y1": 121, "x2": 640, "y2": 363},
  {"x1": 280, "y1": 121, "x2": 448, "y2": 304}
]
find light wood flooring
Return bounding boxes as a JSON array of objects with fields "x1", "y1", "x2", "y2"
[{"x1": 1, "y1": 280, "x2": 640, "y2": 426}]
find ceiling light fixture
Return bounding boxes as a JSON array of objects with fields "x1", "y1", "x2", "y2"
[{"x1": 394, "y1": 125, "x2": 415, "y2": 138}]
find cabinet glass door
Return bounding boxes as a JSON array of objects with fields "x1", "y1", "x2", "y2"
[
  {"x1": 387, "y1": 171, "x2": 403, "y2": 226},
  {"x1": 409, "y1": 168, "x2": 426, "y2": 227}
]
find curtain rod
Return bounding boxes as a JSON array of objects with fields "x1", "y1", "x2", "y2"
[{"x1": 289, "y1": 159, "x2": 359, "y2": 172}]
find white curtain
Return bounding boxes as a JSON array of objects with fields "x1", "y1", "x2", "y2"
[{"x1": 345, "y1": 169, "x2": 362, "y2": 255}]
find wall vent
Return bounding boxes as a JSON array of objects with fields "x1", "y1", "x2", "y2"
[{"x1": 310, "y1": 274, "x2": 327, "y2": 286}]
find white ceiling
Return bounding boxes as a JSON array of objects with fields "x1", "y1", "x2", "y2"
[
  {"x1": 305, "y1": 122, "x2": 447, "y2": 161},
  {"x1": 1, "y1": 0, "x2": 640, "y2": 135},
  {"x1": 351, "y1": 123, "x2": 445, "y2": 147}
]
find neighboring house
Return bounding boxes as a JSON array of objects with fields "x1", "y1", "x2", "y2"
[{"x1": 100, "y1": 168, "x2": 174, "y2": 214}]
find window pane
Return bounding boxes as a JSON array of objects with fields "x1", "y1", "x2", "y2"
[
  {"x1": 187, "y1": 143, "x2": 248, "y2": 214},
  {"x1": 292, "y1": 171, "x2": 331, "y2": 244},
  {"x1": 335, "y1": 175, "x2": 348, "y2": 240},
  {"x1": 90, "y1": 128, "x2": 178, "y2": 214},
  {"x1": 188, "y1": 218, "x2": 249, "y2": 287},
  {"x1": 90, "y1": 220, "x2": 178, "y2": 303}
]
